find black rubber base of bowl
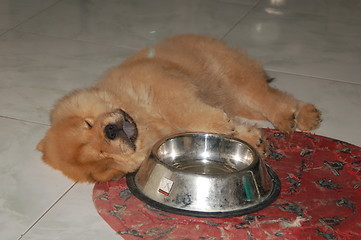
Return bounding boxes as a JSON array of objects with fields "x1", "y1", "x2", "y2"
[{"x1": 126, "y1": 165, "x2": 281, "y2": 218}]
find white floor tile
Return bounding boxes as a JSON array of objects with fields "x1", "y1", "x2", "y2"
[
  {"x1": 0, "y1": 0, "x2": 59, "y2": 34},
  {"x1": 16, "y1": 0, "x2": 255, "y2": 49},
  {"x1": 20, "y1": 184, "x2": 120, "y2": 240},
  {"x1": 258, "y1": 0, "x2": 361, "y2": 21},
  {"x1": 0, "y1": 31, "x2": 134, "y2": 124},
  {"x1": 268, "y1": 71, "x2": 361, "y2": 147},
  {"x1": 0, "y1": 118, "x2": 74, "y2": 240},
  {"x1": 224, "y1": 1, "x2": 361, "y2": 84}
]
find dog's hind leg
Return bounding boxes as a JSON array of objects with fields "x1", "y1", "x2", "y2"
[
  {"x1": 222, "y1": 79, "x2": 321, "y2": 133},
  {"x1": 232, "y1": 79, "x2": 321, "y2": 133},
  {"x1": 199, "y1": 50, "x2": 322, "y2": 133}
]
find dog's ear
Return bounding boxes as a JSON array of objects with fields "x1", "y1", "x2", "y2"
[{"x1": 36, "y1": 138, "x2": 46, "y2": 152}]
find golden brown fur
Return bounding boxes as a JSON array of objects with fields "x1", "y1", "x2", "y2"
[{"x1": 37, "y1": 34, "x2": 321, "y2": 183}]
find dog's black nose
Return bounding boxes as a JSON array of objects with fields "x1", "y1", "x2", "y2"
[{"x1": 104, "y1": 124, "x2": 120, "y2": 140}]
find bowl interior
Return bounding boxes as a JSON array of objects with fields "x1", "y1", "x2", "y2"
[{"x1": 154, "y1": 134, "x2": 256, "y2": 175}]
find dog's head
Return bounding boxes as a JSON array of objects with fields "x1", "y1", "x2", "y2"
[{"x1": 37, "y1": 88, "x2": 139, "y2": 182}]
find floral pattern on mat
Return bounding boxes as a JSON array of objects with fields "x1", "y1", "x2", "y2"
[{"x1": 93, "y1": 129, "x2": 361, "y2": 240}]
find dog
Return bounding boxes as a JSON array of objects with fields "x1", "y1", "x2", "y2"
[{"x1": 37, "y1": 34, "x2": 321, "y2": 183}]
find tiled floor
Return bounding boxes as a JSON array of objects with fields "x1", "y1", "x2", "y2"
[{"x1": 1, "y1": 0, "x2": 360, "y2": 239}]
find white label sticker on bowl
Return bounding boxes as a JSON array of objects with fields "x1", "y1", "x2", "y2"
[{"x1": 158, "y1": 177, "x2": 173, "y2": 196}]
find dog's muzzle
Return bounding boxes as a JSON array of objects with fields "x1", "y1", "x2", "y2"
[{"x1": 104, "y1": 109, "x2": 138, "y2": 150}]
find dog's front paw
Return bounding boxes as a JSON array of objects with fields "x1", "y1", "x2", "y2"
[
  {"x1": 233, "y1": 125, "x2": 269, "y2": 158},
  {"x1": 271, "y1": 103, "x2": 321, "y2": 133},
  {"x1": 255, "y1": 134, "x2": 270, "y2": 158},
  {"x1": 296, "y1": 103, "x2": 322, "y2": 131},
  {"x1": 272, "y1": 112, "x2": 297, "y2": 133}
]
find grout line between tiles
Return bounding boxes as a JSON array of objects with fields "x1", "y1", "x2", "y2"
[
  {"x1": 0, "y1": 115, "x2": 49, "y2": 126},
  {"x1": 0, "y1": 0, "x2": 64, "y2": 38},
  {"x1": 221, "y1": 0, "x2": 261, "y2": 40},
  {"x1": 18, "y1": 182, "x2": 78, "y2": 240},
  {"x1": 265, "y1": 68, "x2": 361, "y2": 86}
]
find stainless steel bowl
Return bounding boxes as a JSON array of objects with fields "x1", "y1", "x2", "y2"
[{"x1": 127, "y1": 133, "x2": 280, "y2": 218}]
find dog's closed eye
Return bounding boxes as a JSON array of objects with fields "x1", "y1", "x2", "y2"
[{"x1": 84, "y1": 119, "x2": 93, "y2": 129}]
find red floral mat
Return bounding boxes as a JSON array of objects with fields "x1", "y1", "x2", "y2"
[{"x1": 93, "y1": 129, "x2": 361, "y2": 239}]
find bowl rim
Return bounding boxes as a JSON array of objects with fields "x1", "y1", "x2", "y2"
[{"x1": 150, "y1": 132, "x2": 261, "y2": 176}]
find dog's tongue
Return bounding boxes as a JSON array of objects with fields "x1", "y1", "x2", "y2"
[
  {"x1": 118, "y1": 108, "x2": 138, "y2": 143},
  {"x1": 123, "y1": 121, "x2": 137, "y2": 141}
]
